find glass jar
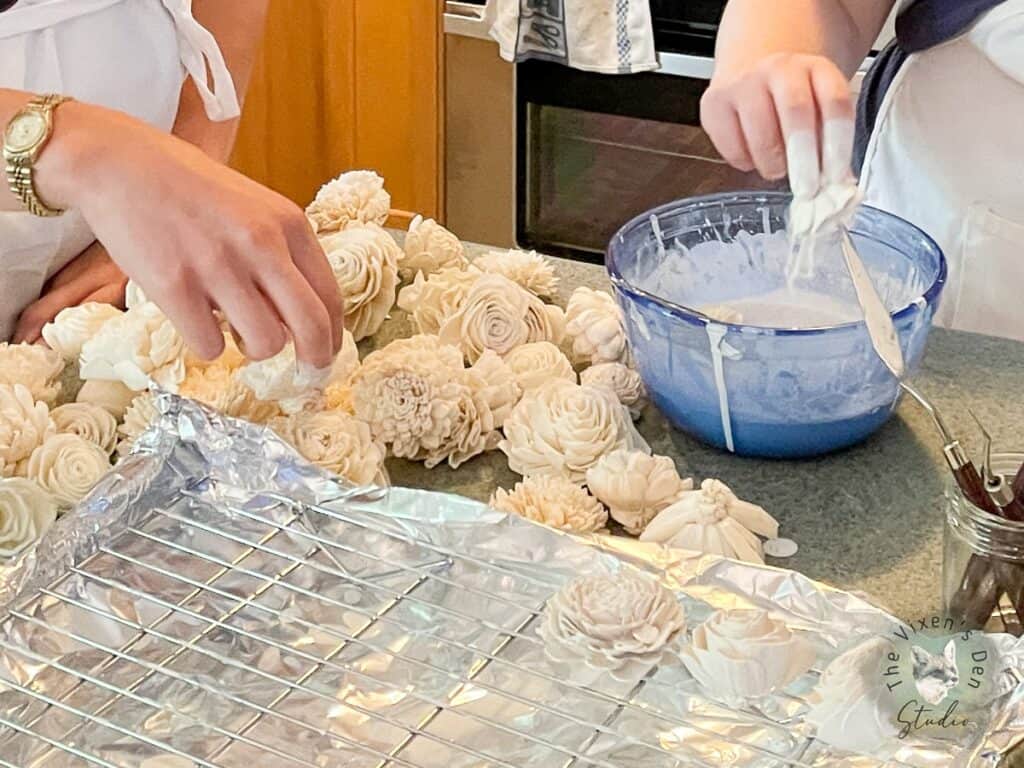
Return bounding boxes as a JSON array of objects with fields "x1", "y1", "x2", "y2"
[{"x1": 943, "y1": 453, "x2": 1024, "y2": 635}]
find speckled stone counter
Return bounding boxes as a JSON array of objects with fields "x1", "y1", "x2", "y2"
[{"x1": 371, "y1": 242, "x2": 1024, "y2": 623}]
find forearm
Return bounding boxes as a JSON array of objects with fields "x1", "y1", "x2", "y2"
[
  {"x1": 171, "y1": 0, "x2": 270, "y2": 163},
  {"x1": 714, "y1": 0, "x2": 895, "y2": 81}
]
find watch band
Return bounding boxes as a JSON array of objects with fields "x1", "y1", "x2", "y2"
[{"x1": 4, "y1": 94, "x2": 72, "y2": 218}]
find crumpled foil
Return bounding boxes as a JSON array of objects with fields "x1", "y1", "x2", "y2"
[{"x1": 0, "y1": 395, "x2": 1020, "y2": 768}]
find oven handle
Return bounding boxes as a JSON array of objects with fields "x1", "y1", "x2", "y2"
[{"x1": 444, "y1": 2, "x2": 491, "y2": 40}]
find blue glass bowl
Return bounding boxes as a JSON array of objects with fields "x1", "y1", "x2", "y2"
[{"x1": 606, "y1": 192, "x2": 947, "y2": 459}]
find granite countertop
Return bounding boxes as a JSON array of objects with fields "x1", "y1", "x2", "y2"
[{"x1": 373, "y1": 242, "x2": 1024, "y2": 622}]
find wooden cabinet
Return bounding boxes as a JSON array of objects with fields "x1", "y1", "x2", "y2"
[{"x1": 230, "y1": 0, "x2": 444, "y2": 223}]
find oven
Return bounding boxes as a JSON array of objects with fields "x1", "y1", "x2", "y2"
[{"x1": 444, "y1": 1, "x2": 894, "y2": 262}]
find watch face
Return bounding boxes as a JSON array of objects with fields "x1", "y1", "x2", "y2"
[{"x1": 5, "y1": 113, "x2": 48, "y2": 153}]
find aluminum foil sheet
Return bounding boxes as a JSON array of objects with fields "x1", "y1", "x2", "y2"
[{"x1": 0, "y1": 395, "x2": 1021, "y2": 768}]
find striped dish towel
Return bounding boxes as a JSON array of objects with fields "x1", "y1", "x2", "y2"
[{"x1": 484, "y1": 0, "x2": 658, "y2": 75}]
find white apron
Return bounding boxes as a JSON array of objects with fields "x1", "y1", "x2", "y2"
[
  {"x1": 860, "y1": 0, "x2": 1024, "y2": 340},
  {"x1": 0, "y1": 0, "x2": 240, "y2": 341}
]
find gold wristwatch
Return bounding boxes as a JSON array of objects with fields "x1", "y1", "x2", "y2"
[{"x1": 3, "y1": 94, "x2": 73, "y2": 217}]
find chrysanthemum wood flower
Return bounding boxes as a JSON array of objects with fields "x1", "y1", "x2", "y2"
[
  {"x1": 679, "y1": 609, "x2": 815, "y2": 705},
  {"x1": 640, "y1": 479, "x2": 780, "y2": 564},
  {"x1": 180, "y1": 364, "x2": 281, "y2": 424},
  {"x1": 438, "y1": 274, "x2": 566, "y2": 363},
  {"x1": 27, "y1": 434, "x2": 111, "y2": 507},
  {"x1": 580, "y1": 362, "x2": 647, "y2": 420},
  {"x1": 306, "y1": 170, "x2": 391, "y2": 234},
  {"x1": 504, "y1": 342, "x2": 576, "y2": 393},
  {"x1": 50, "y1": 403, "x2": 118, "y2": 455},
  {"x1": 585, "y1": 450, "x2": 692, "y2": 535},
  {"x1": 320, "y1": 224, "x2": 400, "y2": 341},
  {"x1": 540, "y1": 570, "x2": 686, "y2": 681},
  {"x1": 499, "y1": 380, "x2": 649, "y2": 483},
  {"x1": 41, "y1": 303, "x2": 123, "y2": 362},
  {"x1": 0, "y1": 478, "x2": 59, "y2": 558},
  {"x1": 564, "y1": 287, "x2": 630, "y2": 366},
  {"x1": 116, "y1": 393, "x2": 159, "y2": 458},
  {"x1": 397, "y1": 266, "x2": 481, "y2": 335},
  {"x1": 79, "y1": 301, "x2": 185, "y2": 392},
  {"x1": 270, "y1": 411, "x2": 386, "y2": 486},
  {"x1": 0, "y1": 384, "x2": 55, "y2": 478},
  {"x1": 400, "y1": 215, "x2": 467, "y2": 281},
  {"x1": 76, "y1": 380, "x2": 137, "y2": 421},
  {"x1": 473, "y1": 249, "x2": 559, "y2": 298},
  {"x1": 0, "y1": 343, "x2": 65, "y2": 407},
  {"x1": 490, "y1": 476, "x2": 607, "y2": 534}
]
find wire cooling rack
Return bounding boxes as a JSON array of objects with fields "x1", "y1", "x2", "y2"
[{"x1": 0, "y1": 487, "x2": 825, "y2": 768}]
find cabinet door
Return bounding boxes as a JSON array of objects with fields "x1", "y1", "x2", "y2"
[{"x1": 230, "y1": 0, "x2": 443, "y2": 221}]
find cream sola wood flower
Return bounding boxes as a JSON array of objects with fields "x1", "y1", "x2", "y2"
[
  {"x1": 0, "y1": 478, "x2": 59, "y2": 558},
  {"x1": 306, "y1": 170, "x2": 391, "y2": 234},
  {"x1": 679, "y1": 609, "x2": 815, "y2": 706},
  {"x1": 0, "y1": 384, "x2": 55, "y2": 478},
  {"x1": 438, "y1": 273, "x2": 566, "y2": 363},
  {"x1": 585, "y1": 450, "x2": 693, "y2": 535},
  {"x1": 499, "y1": 379, "x2": 650, "y2": 484},
  {"x1": 79, "y1": 301, "x2": 185, "y2": 392},
  {"x1": 270, "y1": 411, "x2": 386, "y2": 486},
  {"x1": 400, "y1": 215, "x2": 468, "y2": 281},
  {"x1": 580, "y1": 362, "x2": 646, "y2": 420},
  {"x1": 320, "y1": 224, "x2": 400, "y2": 341},
  {"x1": 503, "y1": 342, "x2": 576, "y2": 393},
  {"x1": 396, "y1": 266, "x2": 482, "y2": 335},
  {"x1": 50, "y1": 403, "x2": 118, "y2": 455},
  {"x1": 473, "y1": 249, "x2": 560, "y2": 298},
  {"x1": 234, "y1": 330, "x2": 359, "y2": 415},
  {"x1": 0, "y1": 343, "x2": 65, "y2": 407},
  {"x1": 116, "y1": 393, "x2": 159, "y2": 458},
  {"x1": 540, "y1": 570, "x2": 686, "y2": 682},
  {"x1": 41, "y1": 303, "x2": 124, "y2": 362},
  {"x1": 27, "y1": 434, "x2": 111, "y2": 508},
  {"x1": 491, "y1": 475, "x2": 607, "y2": 534},
  {"x1": 639, "y1": 479, "x2": 780, "y2": 564},
  {"x1": 76, "y1": 379, "x2": 137, "y2": 421},
  {"x1": 564, "y1": 287, "x2": 630, "y2": 366},
  {"x1": 180, "y1": 363, "x2": 282, "y2": 424}
]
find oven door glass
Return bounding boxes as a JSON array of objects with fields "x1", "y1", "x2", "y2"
[{"x1": 518, "y1": 61, "x2": 780, "y2": 262}]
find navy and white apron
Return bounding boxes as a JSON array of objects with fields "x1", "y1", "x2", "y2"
[
  {"x1": 0, "y1": 0, "x2": 240, "y2": 341},
  {"x1": 856, "y1": 0, "x2": 1024, "y2": 340}
]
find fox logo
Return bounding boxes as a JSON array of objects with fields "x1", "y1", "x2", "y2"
[{"x1": 911, "y1": 639, "x2": 959, "y2": 706}]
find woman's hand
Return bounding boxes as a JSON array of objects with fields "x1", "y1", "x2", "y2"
[
  {"x1": 700, "y1": 53, "x2": 856, "y2": 191},
  {"x1": 11, "y1": 242, "x2": 127, "y2": 344},
  {"x1": 36, "y1": 102, "x2": 343, "y2": 368}
]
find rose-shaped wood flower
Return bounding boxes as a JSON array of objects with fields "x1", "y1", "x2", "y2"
[
  {"x1": 116, "y1": 393, "x2": 159, "y2": 458},
  {"x1": 679, "y1": 609, "x2": 815, "y2": 705},
  {"x1": 473, "y1": 249, "x2": 559, "y2": 298},
  {"x1": 50, "y1": 403, "x2": 118, "y2": 455},
  {"x1": 500, "y1": 380, "x2": 649, "y2": 483},
  {"x1": 540, "y1": 570, "x2": 686, "y2": 682},
  {"x1": 0, "y1": 477, "x2": 59, "y2": 558},
  {"x1": 320, "y1": 224, "x2": 400, "y2": 341},
  {"x1": 79, "y1": 301, "x2": 185, "y2": 392},
  {"x1": 580, "y1": 362, "x2": 647, "y2": 420},
  {"x1": 564, "y1": 287, "x2": 630, "y2": 366},
  {"x1": 491, "y1": 476, "x2": 607, "y2": 534},
  {"x1": 76, "y1": 380, "x2": 137, "y2": 421},
  {"x1": 400, "y1": 215, "x2": 467, "y2": 281},
  {"x1": 0, "y1": 343, "x2": 65, "y2": 407},
  {"x1": 504, "y1": 342, "x2": 576, "y2": 393},
  {"x1": 270, "y1": 411, "x2": 386, "y2": 486},
  {"x1": 805, "y1": 637, "x2": 901, "y2": 754},
  {"x1": 0, "y1": 384, "x2": 55, "y2": 478},
  {"x1": 639, "y1": 479, "x2": 780, "y2": 564},
  {"x1": 397, "y1": 266, "x2": 481, "y2": 335},
  {"x1": 41, "y1": 303, "x2": 123, "y2": 362},
  {"x1": 438, "y1": 274, "x2": 566, "y2": 363},
  {"x1": 586, "y1": 450, "x2": 693, "y2": 534},
  {"x1": 306, "y1": 170, "x2": 391, "y2": 234},
  {"x1": 27, "y1": 434, "x2": 111, "y2": 507}
]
